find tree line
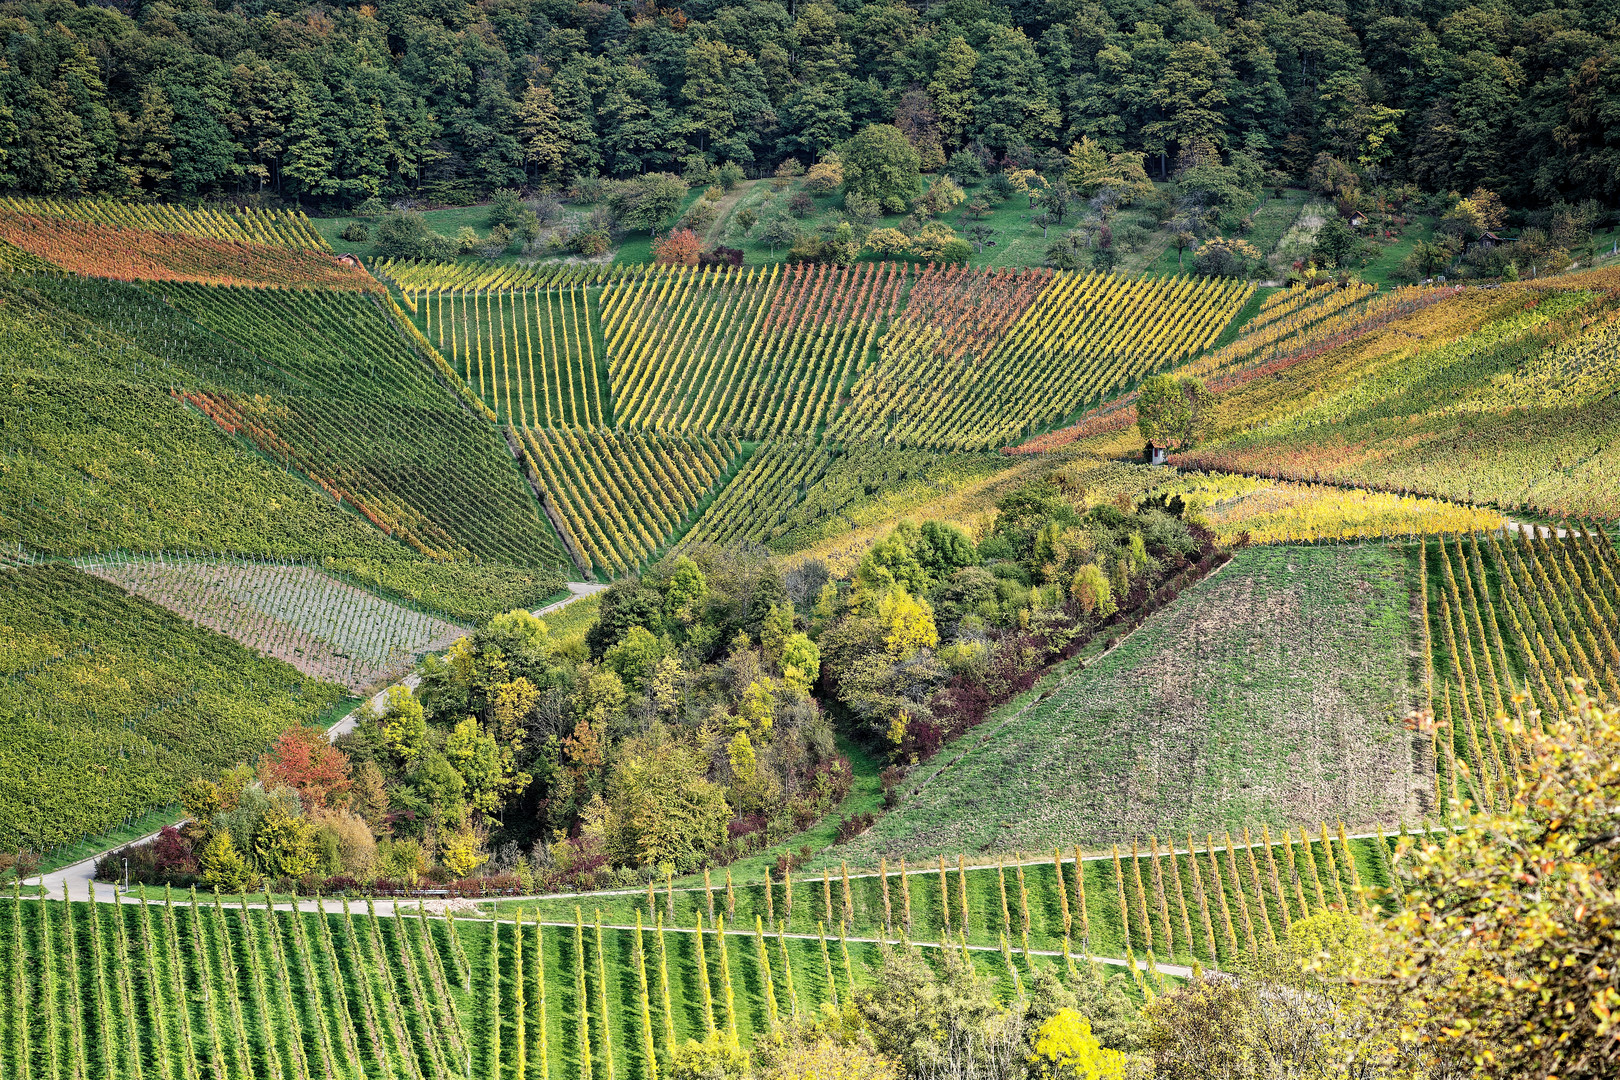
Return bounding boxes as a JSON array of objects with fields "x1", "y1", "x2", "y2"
[{"x1": 3, "y1": 0, "x2": 1617, "y2": 211}]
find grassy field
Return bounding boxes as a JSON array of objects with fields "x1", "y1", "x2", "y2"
[
  {"x1": 828, "y1": 544, "x2": 1420, "y2": 864},
  {"x1": 1359, "y1": 214, "x2": 1435, "y2": 287}
]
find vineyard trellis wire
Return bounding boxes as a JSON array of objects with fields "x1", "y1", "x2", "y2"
[{"x1": 75, "y1": 550, "x2": 468, "y2": 693}]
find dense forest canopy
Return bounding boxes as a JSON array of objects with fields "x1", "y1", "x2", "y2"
[{"x1": 4, "y1": 0, "x2": 1618, "y2": 208}]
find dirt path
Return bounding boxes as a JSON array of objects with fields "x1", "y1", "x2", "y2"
[{"x1": 702, "y1": 180, "x2": 758, "y2": 245}]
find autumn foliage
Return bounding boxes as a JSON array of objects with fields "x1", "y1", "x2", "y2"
[
  {"x1": 0, "y1": 209, "x2": 378, "y2": 289},
  {"x1": 258, "y1": 724, "x2": 353, "y2": 810},
  {"x1": 652, "y1": 227, "x2": 703, "y2": 266}
]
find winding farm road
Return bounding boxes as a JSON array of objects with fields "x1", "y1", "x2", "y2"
[{"x1": 40, "y1": 580, "x2": 606, "y2": 906}]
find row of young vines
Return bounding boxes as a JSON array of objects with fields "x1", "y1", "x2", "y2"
[
  {"x1": 1421, "y1": 527, "x2": 1620, "y2": 814},
  {"x1": 0, "y1": 890, "x2": 889, "y2": 1080}
]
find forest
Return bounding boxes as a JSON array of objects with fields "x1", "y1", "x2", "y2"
[{"x1": 2, "y1": 0, "x2": 1616, "y2": 216}]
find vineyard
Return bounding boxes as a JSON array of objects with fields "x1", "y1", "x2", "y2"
[
  {"x1": 1176, "y1": 281, "x2": 1620, "y2": 519},
  {"x1": 518, "y1": 428, "x2": 742, "y2": 577},
  {"x1": 380, "y1": 259, "x2": 628, "y2": 292},
  {"x1": 0, "y1": 565, "x2": 345, "y2": 853},
  {"x1": 0, "y1": 892, "x2": 939, "y2": 1080},
  {"x1": 79, "y1": 554, "x2": 467, "y2": 693},
  {"x1": 0, "y1": 210, "x2": 370, "y2": 290},
  {"x1": 497, "y1": 823, "x2": 1411, "y2": 970},
  {"x1": 0, "y1": 820, "x2": 1425, "y2": 1080},
  {"x1": 601, "y1": 262, "x2": 904, "y2": 437},
  {"x1": 832, "y1": 268, "x2": 1251, "y2": 450},
  {"x1": 1151, "y1": 473, "x2": 1506, "y2": 544},
  {"x1": 1011, "y1": 281, "x2": 1448, "y2": 454},
  {"x1": 0, "y1": 197, "x2": 329, "y2": 250},
  {"x1": 1419, "y1": 528, "x2": 1620, "y2": 813},
  {"x1": 422, "y1": 286, "x2": 612, "y2": 427},
  {"x1": 680, "y1": 441, "x2": 1012, "y2": 555},
  {"x1": 161, "y1": 284, "x2": 569, "y2": 567}
]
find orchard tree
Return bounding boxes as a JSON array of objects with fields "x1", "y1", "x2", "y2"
[
  {"x1": 758, "y1": 214, "x2": 799, "y2": 255},
  {"x1": 1136, "y1": 375, "x2": 1208, "y2": 449},
  {"x1": 842, "y1": 123, "x2": 923, "y2": 213},
  {"x1": 1312, "y1": 214, "x2": 1360, "y2": 268},
  {"x1": 653, "y1": 228, "x2": 703, "y2": 266}
]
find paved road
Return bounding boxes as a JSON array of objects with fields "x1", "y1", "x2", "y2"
[{"x1": 41, "y1": 580, "x2": 607, "y2": 905}]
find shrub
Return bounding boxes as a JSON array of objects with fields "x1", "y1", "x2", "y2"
[
  {"x1": 881, "y1": 766, "x2": 906, "y2": 808},
  {"x1": 374, "y1": 212, "x2": 454, "y2": 260},
  {"x1": 681, "y1": 200, "x2": 719, "y2": 232},
  {"x1": 570, "y1": 227, "x2": 611, "y2": 256},
  {"x1": 804, "y1": 158, "x2": 844, "y2": 195},
  {"x1": 606, "y1": 172, "x2": 689, "y2": 231},
  {"x1": 865, "y1": 227, "x2": 912, "y2": 257},
  {"x1": 727, "y1": 813, "x2": 767, "y2": 838},
  {"x1": 455, "y1": 226, "x2": 481, "y2": 254},
  {"x1": 1193, "y1": 235, "x2": 1263, "y2": 278},
  {"x1": 716, "y1": 161, "x2": 747, "y2": 190},
  {"x1": 339, "y1": 220, "x2": 370, "y2": 242},
  {"x1": 568, "y1": 174, "x2": 607, "y2": 203},
  {"x1": 787, "y1": 192, "x2": 815, "y2": 217},
  {"x1": 844, "y1": 190, "x2": 883, "y2": 223},
  {"x1": 698, "y1": 245, "x2": 744, "y2": 267},
  {"x1": 835, "y1": 812, "x2": 875, "y2": 844},
  {"x1": 734, "y1": 207, "x2": 758, "y2": 232},
  {"x1": 909, "y1": 221, "x2": 971, "y2": 263},
  {"x1": 531, "y1": 191, "x2": 563, "y2": 223},
  {"x1": 774, "y1": 158, "x2": 805, "y2": 179},
  {"x1": 487, "y1": 187, "x2": 525, "y2": 228}
]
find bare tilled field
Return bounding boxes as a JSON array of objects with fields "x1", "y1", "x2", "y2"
[
  {"x1": 836, "y1": 544, "x2": 1421, "y2": 864},
  {"x1": 82, "y1": 555, "x2": 466, "y2": 692}
]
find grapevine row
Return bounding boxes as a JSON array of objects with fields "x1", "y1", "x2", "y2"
[
  {"x1": 161, "y1": 284, "x2": 568, "y2": 567},
  {"x1": 379, "y1": 259, "x2": 640, "y2": 292},
  {"x1": 518, "y1": 427, "x2": 740, "y2": 578},
  {"x1": 0, "y1": 211, "x2": 365, "y2": 290},
  {"x1": 76, "y1": 551, "x2": 467, "y2": 693},
  {"x1": 601, "y1": 262, "x2": 903, "y2": 437},
  {"x1": 421, "y1": 287, "x2": 609, "y2": 428},
  {"x1": 834, "y1": 270, "x2": 1251, "y2": 450},
  {"x1": 0, "y1": 196, "x2": 328, "y2": 251},
  {"x1": 0, "y1": 893, "x2": 878, "y2": 1080}
]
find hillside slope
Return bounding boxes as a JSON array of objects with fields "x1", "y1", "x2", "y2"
[{"x1": 835, "y1": 544, "x2": 1421, "y2": 864}]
